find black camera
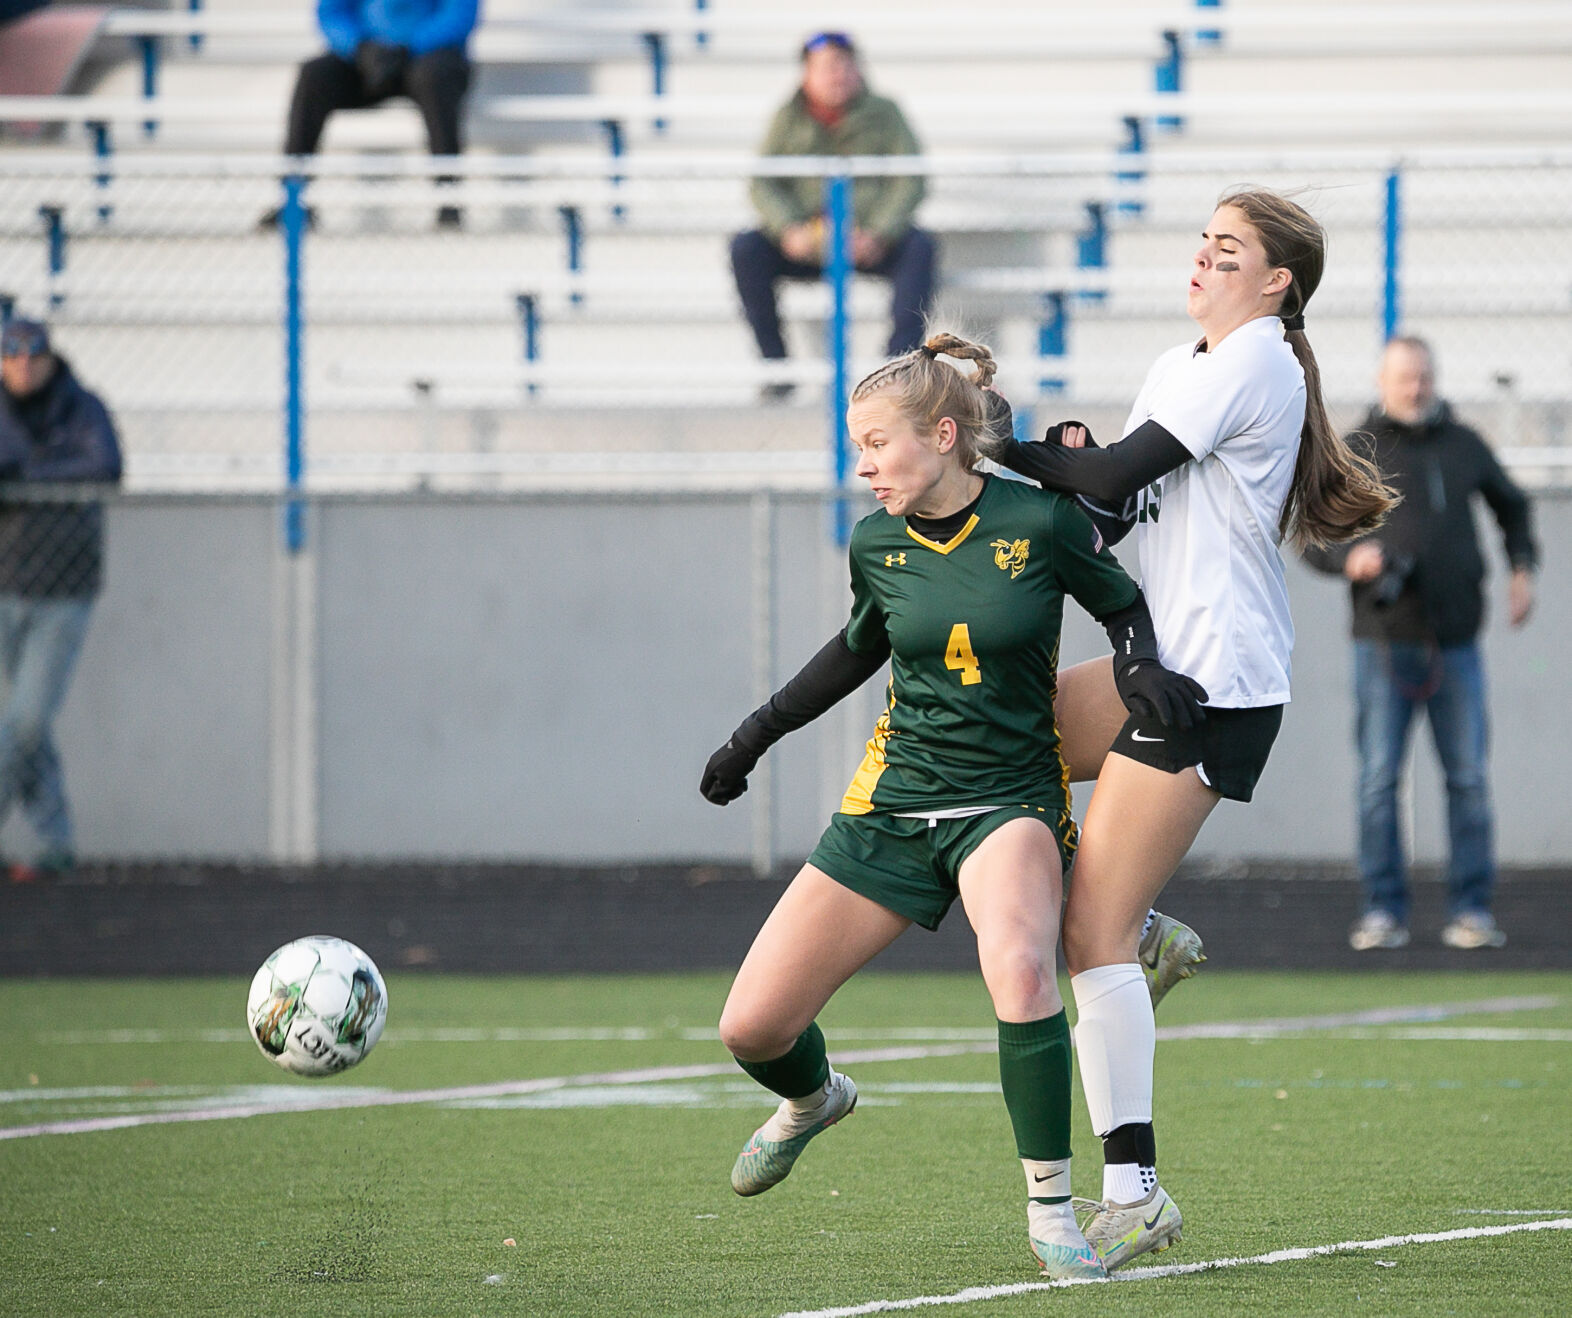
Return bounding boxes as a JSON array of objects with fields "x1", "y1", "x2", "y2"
[{"x1": 1371, "y1": 553, "x2": 1416, "y2": 608}]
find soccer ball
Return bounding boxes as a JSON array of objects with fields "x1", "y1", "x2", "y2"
[{"x1": 246, "y1": 936, "x2": 388, "y2": 1077}]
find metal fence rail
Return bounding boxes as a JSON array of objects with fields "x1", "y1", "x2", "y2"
[{"x1": 1, "y1": 147, "x2": 1569, "y2": 497}]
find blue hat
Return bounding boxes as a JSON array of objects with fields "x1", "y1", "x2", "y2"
[{"x1": 1, "y1": 318, "x2": 51, "y2": 357}]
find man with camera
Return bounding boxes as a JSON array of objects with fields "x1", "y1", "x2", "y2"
[{"x1": 1306, "y1": 336, "x2": 1537, "y2": 952}]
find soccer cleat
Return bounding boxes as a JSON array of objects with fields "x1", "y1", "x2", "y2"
[
  {"x1": 1028, "y1": 1202, "x2": 1108, "y2": 1280},
  {"x1": 1076, "y1": 1185, "x2": 1183, "y2": 1271},
  {"x1": 1349, "y1": 909, "x2": 1410, "y2": 951},
  {"x1": 1139, "y1": 911, "x2": 1205, "y2": 1007},
  {"x1": 1440, "y1": 910, "x2": 1507, "y2": 949},
  {"x1": 730, "y1": 1072, "x2": 856, "y2": 1197}
]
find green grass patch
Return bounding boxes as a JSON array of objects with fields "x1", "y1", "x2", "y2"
[{"x1": 1, "y1": 971, "x2": 1568, "y2": 1316}]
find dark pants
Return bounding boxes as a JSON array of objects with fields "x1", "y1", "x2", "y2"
[
  {"x1": 729, "y1": 227, "x2": 938, "y2": 359},
  {"x1": 284, "y1": 47, "x2": 471, "y2": 157}
]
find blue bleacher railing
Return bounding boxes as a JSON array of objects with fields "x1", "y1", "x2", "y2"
[
  {"x1": 826, "y1": 173, "x2": 853, "y2": 546},
  {"x1": 1383, "y1": 168, "x2": 1402, "y2": 342},
  {"x1": 282, "y1": 174, "x2": 307, "y2": 554}
]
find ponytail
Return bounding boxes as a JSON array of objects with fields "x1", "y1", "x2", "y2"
[
  {"x1": 1280, "y1": 327, "x2": 1397, "y2": 549},
  {"x1": 1218, "y1": 189, "x2": 1398, "y2": 548}
]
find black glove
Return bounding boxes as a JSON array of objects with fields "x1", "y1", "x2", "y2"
[
  {"x1": 1115, "y1": 658, "x2": 1208, "y2": 730},
  {"x1": 355, "y1": 40, "x2": 410, "y2": 99},
  {"x1": 700, "y1": 736, "x2": 762, "y2": 806},
  {"x1": 1043, "y1": 419, "x2": 1096, "y2": 448}
]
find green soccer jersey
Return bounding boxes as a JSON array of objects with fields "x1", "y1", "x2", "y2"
[{"x1": 840, "y1": 474, "x2": 1138, "y2": 815}]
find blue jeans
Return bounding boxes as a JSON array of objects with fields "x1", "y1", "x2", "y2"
[
  {"x1": 0, "y1": 595, "x2": 94, "y2": 857},
  {"x1": 1354, "y1": 639, "x2": 1494, "y2": 923},
  {"x1": 730, "y1": 227, "x2": 938, "y2": 359}
]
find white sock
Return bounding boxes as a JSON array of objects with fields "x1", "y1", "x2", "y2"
[
  {"x1": 1026, "y1": 1198, "x2": 1081, "y2": 1244},
  {"x1": 760, "y1": 1071, "x2": 839, "y2": 1140},
  {"x1": 1070, "y1": 963, "x2": 1155, "y2": 1136},
  {"x1": 1103, "y1": 1161, "x2": 1158, "y2": 1205},
  {"x1": 1022, "y1": 1156, "x2": 1072, "y2": 1202}
]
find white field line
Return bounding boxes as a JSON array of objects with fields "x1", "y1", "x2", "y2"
[
  {"x1": 33, "y1": 994, "x2": 1559, "y2": 1048},
  {"x1": 775, "y1": 1218, "x2": 1572, "y2": 1317},
  {"x1": 0, "y1": 1042, "x2": 994, "y2": 1141},
  {"x1": 5, "y1": 994, "x2": 1559, "y2": 1140}
]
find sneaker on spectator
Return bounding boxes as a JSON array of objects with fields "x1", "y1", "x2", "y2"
[
  {"x1": 1349, "y1": 909, "x2": 1409, "y2": 951},
  {"x1": 1441, "y1": 910, "x2": 1506, "y2": 949}
]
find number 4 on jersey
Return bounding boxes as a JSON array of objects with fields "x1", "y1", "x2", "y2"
[{"x1": 945, "y1": 623, "x2": 982, "y2": 685}]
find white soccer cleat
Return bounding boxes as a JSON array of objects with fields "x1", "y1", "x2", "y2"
[
  {"x1": 730, "y1": 1072, "x2": 857, "y2": 1197},
  {"x1": 1076, "y1": 1185, "x2": 1183, "y2": 1271},
  {"x1": 1139, "y1": 911, "x2": 1205, "y2": 1007},
  {"x1": 1027, "y1": 1201, "x2": 1108, "y2": 1280}
]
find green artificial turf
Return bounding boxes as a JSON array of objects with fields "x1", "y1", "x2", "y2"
[{"x1": 1, "y1": 970, "x2": 1568, "y2": 1316}]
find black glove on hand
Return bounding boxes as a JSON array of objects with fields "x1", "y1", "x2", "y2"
[
  {"x1": 700, "y1": 736, "x2": 762, "y2": 805},
  {"x1": 1115, "y1": 658, "x2": 1209, "y2": 730},
  {"x1": 1043, "y1": 419, "x2": 1096, "y2": 448},
  {"x1": 355, "y1": 40, "x2": 409, "y2": 98}
]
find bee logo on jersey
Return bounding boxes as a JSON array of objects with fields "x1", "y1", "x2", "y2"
[{"x1": 990, "y1": 538, "x2": 1030, "y2": 579}]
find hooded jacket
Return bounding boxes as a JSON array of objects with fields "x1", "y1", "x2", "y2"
[
  {"x1": 0, "y1": 356, "x2": 123, "y2": 598},
  {"x1": 1304, "y1": 403, "x2": 1537, "y2": 647}
]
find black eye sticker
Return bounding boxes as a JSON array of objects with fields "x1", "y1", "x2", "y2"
[{"x1": 1216, "y1": 261, "x2": 1240, "y2": 272}]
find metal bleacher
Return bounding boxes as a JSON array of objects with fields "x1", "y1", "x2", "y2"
[{"x1": 0, "y1": 0, "x2": 1570, "y2": 490}]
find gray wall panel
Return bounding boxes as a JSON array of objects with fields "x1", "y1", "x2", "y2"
[{"x1": 29, "y1": 488, "x2": 1571, "y2": 866}]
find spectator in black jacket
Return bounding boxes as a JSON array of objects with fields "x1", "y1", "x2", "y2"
[
  {"x1": 1305, "y1": 336, "x2": 1537, "y2": 952},
  {"x1": 0, "y1": 319, "x2": 122, "y2": 883}
]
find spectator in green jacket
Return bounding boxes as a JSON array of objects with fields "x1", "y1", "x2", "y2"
[{"x1": 731, "y1": 33, "x2": 936, "y2": 398}]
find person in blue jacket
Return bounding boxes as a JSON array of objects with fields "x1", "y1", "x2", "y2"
[
  {"x1": 0, "y1": 319, "x2": 122, "y2": 883},
  {"x1": 271, "y1": 0, "x2": 481, "y2": 228}
]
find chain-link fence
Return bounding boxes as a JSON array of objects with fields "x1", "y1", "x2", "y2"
[
  {"x1": 2, "y1": 148, "x2": 1570, "y2": 868},
  {"x1": 2, "y1": 148, "x2": 1569, "y2": 493}
]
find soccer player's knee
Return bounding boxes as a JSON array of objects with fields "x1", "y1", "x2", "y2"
[
  {"x1": 718, "y1": 1007, "x2": 792, "y2": 1062},
  {"x1": 981, "y1": 944, "x2": 1055, "y2": 1016}
]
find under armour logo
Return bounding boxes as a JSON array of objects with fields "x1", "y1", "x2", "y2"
[{"x1": 885, "y1": 552, "x2": 907, "y2": 567}]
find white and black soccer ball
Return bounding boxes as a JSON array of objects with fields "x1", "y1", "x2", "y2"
[{"x1": 246, "y1": 936, "x2": 388, "y2": 1077}]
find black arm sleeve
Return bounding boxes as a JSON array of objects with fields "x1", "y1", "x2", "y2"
[
  {"x1": 734, "y1": 628, "x2": 890, "y2": 753},
  {"x1": 998, "y1": 420, "x2": 1193, "y2": 505},
  {"x1": 1476, "y1": 441, "x2": 1539, "y2": 571},
  {"x1": 1090, "y1": 588, "x2": 1160, "y2": 673}
]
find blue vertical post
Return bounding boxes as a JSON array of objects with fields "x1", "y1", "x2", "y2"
[
  {"x1": 826, "y1": 173, "x2": 853, "y2": 545},
  {"x1": 693, "y1": 0, "x2": 708, "y2": 48},
  {"x1": 515, "y1": 293, "x2": 539, "y2": 397},
  {"x1": 1382, "y1": 167, "x2": 1402, "y2": 342},
  {"x1": 1154, "y1": 30, "x2": 1183, "y2": 131},
  {"x1": 282, "y1": 175, "x2": 307, "y2": 553},
  {"x1": 558, "y1": 204, "x2": 583, "y2": 303},
  {"x1": 1038, "y1": 292, "x2": 1068, "y2": 396},
  {"x1": 88, "y1": 121, "x2": 113, "y2": 222},
  {"x1": 39, "y1": 205, "x2": 66, "y2": 309},
  {"x1": 1114, "y1": 116, "x2": 1144, "y2": 216},
  {"x1": 600, "y1": 120, "x2": 625, "y2": 220},
  {"x1": 187, "y1": 0, "x2": 204, "y2": 52},
  {"x1": 139, "y1": 36, "x2": 159, "y2": 137},
  {"x1": 642, "y1": 32, "x2": 667, "y2": 131}
]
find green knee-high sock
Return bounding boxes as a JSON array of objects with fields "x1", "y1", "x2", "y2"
[
  {"x1": 736, "y1": 1021, "x2": 830, "y2": 1100},
  {"x1": 998, "y1": 1012, "x2": 1074, "y2": 1165}
]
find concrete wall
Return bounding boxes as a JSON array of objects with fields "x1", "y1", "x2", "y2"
[{"x1": 21, "y1": 487, "x2": 1570, "y2": 866}]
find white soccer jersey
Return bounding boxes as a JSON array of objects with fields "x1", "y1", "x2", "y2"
[{"x1": 1125, "y1": 314, "x2": 1306, "y2": 707}]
